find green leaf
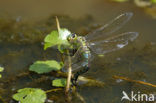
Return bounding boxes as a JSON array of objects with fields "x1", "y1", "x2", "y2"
[
  {"x1": 0, "y1": 67, "x2": 4, "y2": 72},
  {"x1": 151, "y1": 0, "x2": 156, "y2": 3},
  {"x1": 112, "y1": 0, "x2": 128, "y2": 2},
  {"x1": 58, "y1": 28, "x2": 71, "y2": 40},
  {"x1": 57, "y1": 44, "x2": 65, "y2": 53},
  {"x1": 44, "y1": 42, "x2": 54, "y2": 50},
  {"x1": 52, "y1": 78, "x2": 67, "y2": 87},
  {"x1": 58, "y1": 28, "x2": 72, "y2": 48},
  {"x1": 12, "y1": 88, "x2": 46, "y2": 103},
  {"x1": 44, "y1": 31, "x2": 60, "y2": 50},
  {"x1": 0, "y1": 66, "x2": 4, "y2": 78},
  {"x1": 44, "y1": 29, "x2": 71, "y2": 50},
  {"x1": 98, "y1": 54, "x2": 105, "y2": 57},
  {"x1": 29, "y1": 60, "x2": 62, "y2": 74},
  {"x1": 44, "y1": 31, "x2": 58, "y2": 43}
]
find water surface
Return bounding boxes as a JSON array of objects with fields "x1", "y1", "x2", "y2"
[{"x1": 0, "y1": 0, "x2": 156, "y2": 103}]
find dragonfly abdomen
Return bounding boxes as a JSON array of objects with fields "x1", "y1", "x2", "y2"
[
  {"x1": 78, "y1": 36, "x2": 91, "y2": 67},
  {"x1": 72, "y1": 37, "x2": 91, "y2": 85}
]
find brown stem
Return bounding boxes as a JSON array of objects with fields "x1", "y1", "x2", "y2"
[
  {"x1": 46, "y1": 88, "x2": 62, "y2": 93},
  {"x1": 55, "y1": 16, "x2": 61, "y2": 33},
  {"x1": 65, "y1": 50, "x2": 72, "y2": 93},
  {"x1": 113, "y1": 75, "x2": 156, "y2": 88}
]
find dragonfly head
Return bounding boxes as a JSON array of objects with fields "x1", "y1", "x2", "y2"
[{"x1": 67, "y1": 33, "x2": 77, "y2": 43}]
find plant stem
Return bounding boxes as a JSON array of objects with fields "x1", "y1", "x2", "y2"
[
  {"x1": 65, "y1": 50, "x2": 72, "y2": 93},
  {"x1": 75, "y1": 92, "x2": 86, "y2": 103},
  {"x1": 113, "y1": 75, "x2": 156, "y2": 88},
  {"x1": 46, "y1": 88, "x2": 62, "y2": 93},
  {"x1": 55, "y1": 16, "x2": 61, "y2": 32}
]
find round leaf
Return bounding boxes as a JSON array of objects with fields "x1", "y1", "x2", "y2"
[
  {"x1": 12, "y1": 88, "x2": 46, "y2": 103},
  {"x1": 52, "y1": 78, "x2": 67, "y2": 87},
  {"x1": 0, "y1": 66, "x2": 4, "y2": 78},
  {"x1": 0, "y1": 66, "x2": 4, "y2": 72},
  {"x1": 29, "y1": 60, "x2": 62, "y2": 74},
  {"x1": 44, "y1": 29, "x2": 71, "y2": 50}
]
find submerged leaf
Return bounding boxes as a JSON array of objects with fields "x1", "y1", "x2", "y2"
[
  {"x1": 12, "y1": 88, "x2": 46, "y2": 103},
  {"x1": 29, "y1": 60, "x2": 62, "y2": 74},
  {"x1": 52, "y1": 78, "x2": 67, "y2": 87}
]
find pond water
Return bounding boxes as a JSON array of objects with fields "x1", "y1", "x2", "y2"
[{"x1": 0, "y1": 0, "x2": 156, "y2": 103}]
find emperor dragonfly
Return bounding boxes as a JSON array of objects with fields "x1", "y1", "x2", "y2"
[{"x1": 61, "y1": 12, "x2": 139, "y2": 85}]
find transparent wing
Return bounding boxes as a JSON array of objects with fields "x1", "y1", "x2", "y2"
[
  {"x1": 62, "y1": 46, "x2": 93, "y2": 72},
  {"x1": 85, "y1": 12, "x2": 133, "y2": 42},
  {"x1": 89, "y1": 32, "x2": 139, "y2": 54}
]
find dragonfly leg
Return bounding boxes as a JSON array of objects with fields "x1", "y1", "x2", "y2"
[
  {"x1": 72, "y1": 66, "x2": 89, "y2": 86},
  {"x1": 62, "y1": 49, "x2": 77, "y2": 56}
]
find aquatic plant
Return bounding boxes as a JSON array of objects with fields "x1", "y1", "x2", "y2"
[
  {"x1": 52, "y1": 78, "x2": 67, "y2": 87},
  {"x1": 12, "y1": 18, "x2": 73, "y2": 103},
  {"x1": 0, "y1": 66, "x2": 4, "y2": 78},
  {"x1": 13, "y1": 88, "x2": 47, "y2": 103},
  {"x1": 29, "y1": 60, "x2": 62, "y2": 74},
  {"x1": 13, "y1": 12, "x2": 139, "y2": 102}
]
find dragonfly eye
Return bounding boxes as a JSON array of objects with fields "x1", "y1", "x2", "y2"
[{"x1": 72, "y1": 33, "x2": 76, "y2": 38}]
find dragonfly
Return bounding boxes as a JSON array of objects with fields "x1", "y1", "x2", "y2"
[{"x1": 61, "y1": 12, "x2": 139, "y2": 85}]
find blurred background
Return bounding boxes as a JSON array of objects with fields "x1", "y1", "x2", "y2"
[
  {"x1": 0, "y1": 0, "x2": 156, "y2": 43},
  {"x1": 0, "y1": 0, "x2": 156, "y2": 103}
]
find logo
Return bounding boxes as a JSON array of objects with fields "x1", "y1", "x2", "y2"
[{"x1": 121, "y1": 91, "x2": 155, "y2": 102}]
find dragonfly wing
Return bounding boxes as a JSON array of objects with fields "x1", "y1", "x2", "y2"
[
  {"x1": 62, "y1": 47, "x2": 82, "y2": 72},
  {"x1": 89, "y1": 32, "x2": 139, "y2": 54},
  {"x1": 62, "y1": 46, "x2": 92, "y2": 72},
  {"x1": 85, "y1": 12, "x2": 133, "y2": 41},
  {"x1": 62, "y1": 45, "x2": 94, "y2": 72}
]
